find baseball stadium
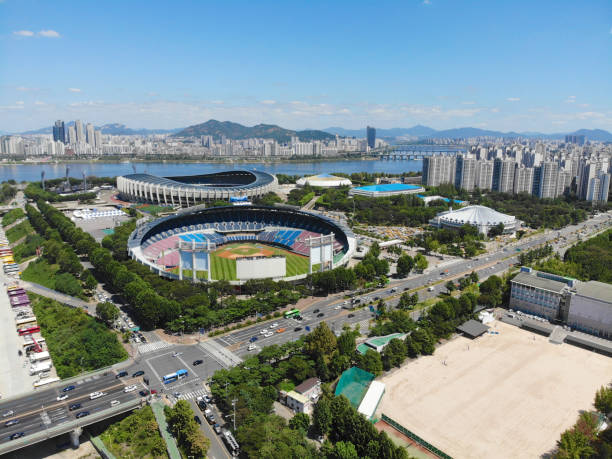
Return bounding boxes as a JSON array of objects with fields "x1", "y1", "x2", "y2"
[
  {"x1": 127, "y1": 205, "x2": 356, "y2": 283},
  {"x1": 117, "y1": 170, "x2": 278, "y2": 206}
]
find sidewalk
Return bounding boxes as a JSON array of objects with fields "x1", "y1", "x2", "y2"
[
  {"x1": 151, "y1": 401, "x2": 181, "y2": 459},
  {"x1": 20, "y1": 280, "x2": 93, "y2": 314}
]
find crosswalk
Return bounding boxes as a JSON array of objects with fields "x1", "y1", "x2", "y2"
[
  {"x1": 176, "y1": 388, "x2": 208, "y2": 401},
  {"x1": 138, "y1": 340, "x2": 172, "y2": 354},
  {"x1": 355, "y1": 319, "x2": 370, "y2": 333}
]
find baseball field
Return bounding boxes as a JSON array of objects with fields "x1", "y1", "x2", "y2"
[{"x1": 210, "y1": 242, "x2": 309, "y2": 280}]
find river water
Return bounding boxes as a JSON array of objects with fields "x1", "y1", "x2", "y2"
[{"x1": 0, "y1": 159, "x2": 422, "y2": 182}]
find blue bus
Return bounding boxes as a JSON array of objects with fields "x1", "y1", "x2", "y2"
[{"x1": 162, "y1": 369, "x2": 188, "y2": 384}]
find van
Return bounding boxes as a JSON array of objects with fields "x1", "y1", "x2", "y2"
[{"x1": 427, "y1": 286, "x2": 434, "y2": 292}]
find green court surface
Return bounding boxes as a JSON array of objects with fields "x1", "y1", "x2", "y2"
[{"x1": 209, "y1": 242, "x2": 309, "y2": 281}]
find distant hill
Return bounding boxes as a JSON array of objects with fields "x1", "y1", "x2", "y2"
[
  {"x1": 19, "y1": 122, "x2": 179, "y2": 136},
  {"x1": 173, "y1": 119, "x2": 334, "y2": 143},
  {"x1": 567, "y1": 129, "x2": 612, "y2": 142},
  {"x1": 324, "y1": 125, "x2": 437, "y2": 138}
]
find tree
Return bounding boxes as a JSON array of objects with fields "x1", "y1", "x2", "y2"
[
  {"x1": 382, "y1": 338, "x2": 406, "y2": 370},
  {"x1": 479, "y1": 275, "x2": 503, "y2": 307},
  {"x1": 556, "y1": 428, "x2": 595, "y2": 459},
  {"x1": 288, "y1": 355, "x2": 315, "y2": 382},
  {"x1": 96, "y1": 301, "x2": 119, "y2": 326},
  {"x1": 396, "y1": 255, "x2": 414, "y2": 277},
  {"x1": 488, "y1": 222, "x2": 505, "y2": 238},
  {"x1": 54, "y1": 272, "x2": 82, "y2": 297},
  {"x1": 288, "y1": 412, "x2": 310, "y2": 432},
  {"x1": 414, "y1": 253, "x2": 428, "y2": 272},
  {"x1": 313, "y1": 397, "x2": 333, "y2": 435},
  {"x1": 304, "y1": 322, "x2": 337, "y2": 360},
  {"x1": 357, "y1": 350, "x2": 383, "y2": 376},
  {"x1": 445, "y1": 280, "x2": 456, "y2": 292},
  {"x1": 83, "y1": 270, "x2": 98, "y2": 291},
  {"x1": 337, "y1": 328, "x2": 358, "y2": 356},
  {"x1": 594, "y1": 386, "x2": 612, "y2": 416}
]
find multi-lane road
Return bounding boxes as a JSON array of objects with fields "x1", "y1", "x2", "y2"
[{"x1": 0, "y1": 211, "x2": 609, "y2": 451}]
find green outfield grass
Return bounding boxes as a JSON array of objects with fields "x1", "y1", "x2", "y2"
[{"x1": 209, "y1": 242, "x2": 309, "y2": 281}]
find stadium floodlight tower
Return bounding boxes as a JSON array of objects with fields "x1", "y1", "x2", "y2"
[
  {"x1": 306, "y1": 233, "x2": 335, "y2": 273},
  {"x1": 176, "y1": 238, "x2": 216, "y2": 282}
]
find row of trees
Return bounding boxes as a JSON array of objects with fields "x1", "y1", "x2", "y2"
[
  {"x1": 165, "y1": 401, "x2": 210, "y2": 458},
  {"x1": 518, "y1": 244, "x2": 553, "y2": 265},
  {"x1": 396, "y1": 252, "x2": 428, "y2": 277},
  {"x1": 25, "y1": 182, "x2": 97, "y2": 203},
  {"x1": 0, "y1": 182, "x2": 17, "y2": 204}
]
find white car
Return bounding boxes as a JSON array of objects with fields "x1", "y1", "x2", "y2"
[
  {"x1": 110, "y1": 400, "x2": 121, "y2": 406},
  {"x1": 271, "y1": 323, "x2": 278, "y2": 328},
  {"x1": 2, "y1": 410, "x2": 14, "y2": 417},
  {"x1": 264, "y1": 332, "x2": 274, "y2": 338},
  {"x1": 89, "y1": 391, "x2": 105, "y2": 400},
  {"x1": 260, "y1": 329, "x2": 268, "y2": 334},
  {"x1": 57, "y1": 394, "x2": 68, "y2": 401},
  {"x1": 124, "y1": 385, "x2": 138, "y2": 393},
  {"x1": 334, "y1": 305, "x2": 341, "y2": 310},
  {"x1": 247, "y1": 343, "x2": 257, "y2": 351}
]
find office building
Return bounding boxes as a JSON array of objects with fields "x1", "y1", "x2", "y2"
[
  {"x1": 455, "y1": 155, "x2": 477, "y2": 191},
  {"x1": 53, "y1": 120, "x2": 65, "y2": 143},
  {"x1": 509, "y1": 269, "x2": 575, "y2": 321},
  {"x1": 492, "y1": 159, "x2": 515, "y2": 193},
  {"x1": 567, "y1": 282, "x2": 612, "y2": 338},
  {"x1": 565, "y1": 134, "x2": 585, "y2": 145},
  {"x1": 366, "y1": 126, "x2": 376, "y2": 150}
]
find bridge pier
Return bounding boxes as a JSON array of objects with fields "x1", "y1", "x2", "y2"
[{"x1": 70, "y1": 427, "x2": 82, "y2": 448}]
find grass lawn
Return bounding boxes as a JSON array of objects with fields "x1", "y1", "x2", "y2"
[
  {"x1": 210, "y1": 243, "x2": 310, "y2": 281},
  {"x1": 2, "y1": 208, "x2": 25, "y2": 227},
  {"x1": 21, "y1": 258, "x2": 59, "y2": 289},
  {"x1": 12, "y1": 233, "x2": 44, "y2": 262},
  {"x1": 169, "y1": 267, "x2": 208, "y2": 280},
  {"x1": 6, "y1": 220, "x2": 34, "y2": 243}
]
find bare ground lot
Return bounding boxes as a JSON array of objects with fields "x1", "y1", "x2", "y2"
[{"x1": 379, "y1": 320, "x2": 612, "y2": 459}]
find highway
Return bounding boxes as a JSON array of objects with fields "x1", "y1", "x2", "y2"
[{"x1": 0, "y1": 211, "x2": 608, "y2": 451}]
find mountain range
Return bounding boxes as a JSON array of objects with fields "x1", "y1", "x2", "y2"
[
  {"x1": 172, "y1": 120, "x2": 335, "y2": 143},
  {"x1": 13, "y1": 121, "x2": 612, "y2": 142},
  {"x1": 323, "y1": 126, "x2": 612, "y2": 142}
]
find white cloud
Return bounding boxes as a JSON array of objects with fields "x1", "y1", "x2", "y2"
[
  {"x1": 16, "y1": 86, "x2": 37, "y2": 92},
  {"x1": 37, "y1": 30, "x2": 60, "y2": 38},
  {"x1": 506, "y1": 97, "x2": 520, "y2": 102},
  {"x1": 564, "y1": 95, "x2": 576, "y2": 103},
  {"x1": 423, "y1": 0, "x2": 431, "y2": 4},
  {"x1": 13, "y1": 30, "x2": 34, "y2": 37},
  {"x1": 34, "y1": 101, "x2": 46, "y2": 106},
  {"x1": 210, "y1": 100, "x2": 224, "y2": 105},
  {"x1": 461, "y1": 101, "x2": 476, "y2": 105},
  {"x1": 260, "y1": 100, "x2": 276, "y2": 105},
  {"x1": 15, "y1": 101, "x2": 24, "y2": 105},
  {"x1": 68, "y1": 88, "x2": 81, "y2": 93},
  {"x1": 490, "y1": 107, "x2": 500, "y2": 113}
]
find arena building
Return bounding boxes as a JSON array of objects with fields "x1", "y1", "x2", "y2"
[
  {"x1": 429, "y1": 204, "x2": 518, "y2": 235},
  {"x1": 117, "y1": 170, "x2": 277, "y2": 207},
  {"x1": 296, "y1": 174, "x2": 352, "y2": 188},
  {"x1": 127, "y1": 205, "x2": 355, "y2": 284},
  {"x1": 348, "y1": 183, "x2": 425, "y2": 198}
]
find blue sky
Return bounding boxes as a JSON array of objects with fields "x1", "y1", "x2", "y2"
[{"x1": 1, "y1": 0, "x2": 611, "y2": 132}]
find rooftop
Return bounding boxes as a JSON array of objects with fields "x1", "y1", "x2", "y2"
[
  {"x1": 353, "y1": 183, "x2": 422, "y2": 192},
  {"x1": 294, "y1": 377, "x2": 320, "y2": 395},
  {"x1": 575, "y1": 281, "x2": 612, "y2": 304},
  {"x1": 286, "y1": 390, "x2": 309, "y2": 405},
  {"x1": 511, "y1": 272, "x2": 569, "y2": 294},
  {"x1": 457, "y1": 319, "x2": 490, "y2": 338},
  {"x1": 437, "y1": 205, "x2": 515, "y2": 225}
]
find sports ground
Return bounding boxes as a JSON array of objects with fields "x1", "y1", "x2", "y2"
[
  {"x1": 210, "y1": 242, "x2": 309, "y2": 281},
  {"x1": 379, "y1": 320, "x2": 612, "y2": 459}
]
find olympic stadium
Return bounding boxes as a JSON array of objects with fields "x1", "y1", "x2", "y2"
[
  {"x1": 127, "y1": 205, "x2": 356, "y2": 283},
  {"x1": 117, "y1": 170, "x2": 277, "y2": 207}
]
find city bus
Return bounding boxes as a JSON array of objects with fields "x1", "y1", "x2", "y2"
[
  {"x1": 162, "y1": 369, "x2": 188, "y2": 384},
  {"x1": 284, "y1": 309, "x2": 300, "y2": 319},
  {"x1": 18, "y1": 325, "x2": 40, "y2": 336}
]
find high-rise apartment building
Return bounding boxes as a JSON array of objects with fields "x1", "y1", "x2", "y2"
[
  {"x1": 86, "y1": 123, "x2": 95, "y2": 146},
  {"x1": 513, "y1": 167, "x2": 534, "y2": 194},
  {"x1": 53, "y1": 120, "x2": 65, "y2": 143},
  {"x1": 475, "y1": 161, "x2": 494, "y2": 190},
  {"x1": 75, "y1": 120, "x2": 84, "y2": 143},
  {"x1": 492, "y1": 159, "x2": 515, "y2": 193},
  {"x1": 422, "y1": 156, "x2": 455, "y2": 187},
  {"x1": 94, "y1": 130, "x2": 102, "y2": 149},
  {"x1": 455, "y1": 155, "x2": 477, "y2": 191},
  {"x1": 366, "y1": 126, "x2": 376, "y2": 149},
  {"x1": 537, "y1": 161, "x2": 559, "y2": 199},
  {"x1": 67, "y1": 125, "x2": 77, "y2": 145},
  {"x1": 565, "y1": 134, "x2": 585, "y2": 145}
]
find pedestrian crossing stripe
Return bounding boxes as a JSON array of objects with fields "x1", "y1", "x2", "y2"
[
  {"x1": 177, "y1": 389, "x2": 208, "y2": 400},
  {"x1": 138, "y1": 340, "x2": 172, "y2": 354}
]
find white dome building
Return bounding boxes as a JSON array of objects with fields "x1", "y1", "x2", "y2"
[
  {"x1": 429, "y1": 205, "x2": 517, "y2": 235},
  {"x1": 296, "y1": 174, "x2": 352, "y2": 188}
]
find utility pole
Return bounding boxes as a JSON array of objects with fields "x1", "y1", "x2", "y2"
[{"x1": 231, "y1": 398, "x2": 237, "y2": 431}]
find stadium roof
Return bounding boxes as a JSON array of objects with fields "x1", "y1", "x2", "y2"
[
  {"x1": 437, "y1": 205, "x2": 515, "y2": 226},
  {"x1": 457, "y1": 319, "x2": 489, "y2": 338},
  {"x1": 120, "y1": 170, "x2": 275, "y2": 191},
  {"x1": 575, "y1": 281, "x2": 612, "y2": 304},
  {"x1": 296, "y1": 174, "x2": 352, "y2": 187}
]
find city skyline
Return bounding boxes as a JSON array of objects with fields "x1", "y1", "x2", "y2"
[{"x1": 1, "y1": 0, "x2": 611, "y2": 132}]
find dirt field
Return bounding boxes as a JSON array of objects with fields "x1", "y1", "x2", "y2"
[
  {"x1": 379, "y1": 320, "x2": 612, "y2": 459},
  {"x1": 216, "y1": 243, "x2": 274, "y2": 260}
]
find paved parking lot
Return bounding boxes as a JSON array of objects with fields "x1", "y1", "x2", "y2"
[{"x1": 71, "y1": 212, "x2": 130, "y2": 242}]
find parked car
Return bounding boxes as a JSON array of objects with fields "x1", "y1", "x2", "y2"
[
  {"x1": 317, "y1": 313, "x2": 324, "y2": 318},
  {"x1": 194, "y1": 415, "x2": 202, "y2": 425},
  {"x1": 347, "y1": 314, "x2": 355, "y2": 318},
  {"x1": 294, "y1": 327, "x2": 302, "y2": 332},
  {"x1": 139, "y1": 390, "x2": 150, "y2": 397},
  {"x1": 115, "y1": 371, "x2": 128, "y2": 379},
  {"x1": 213, "y1": 423, "x2": 222, "y2": 434},
  {"x1": 313, "y1": 309, "x2": 320, "y2": 313}
]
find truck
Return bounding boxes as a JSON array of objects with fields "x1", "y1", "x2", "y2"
[
  {"x1": 29, "y1": 361, "x2": 52, "y2": 375},
  {"x1": 29, "y1": 351, "x2": 50, "y2": 363}
]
